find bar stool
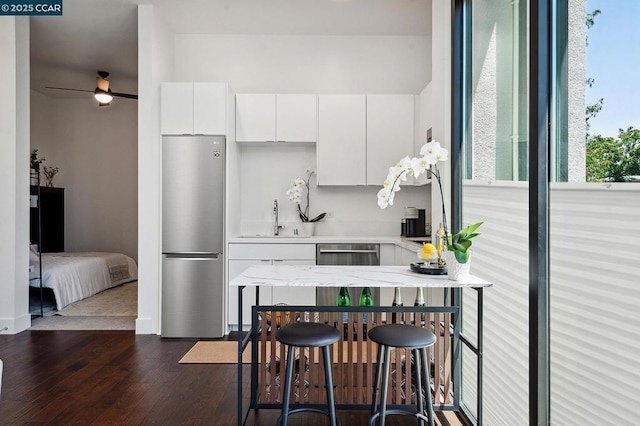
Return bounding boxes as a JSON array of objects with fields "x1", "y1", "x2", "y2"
[
  {"x1": 275, "y1": 322, "x2": 341, "y2": 426},
  {"x1": 368, "y1": 323, "x2": 437, "y2": 426}
]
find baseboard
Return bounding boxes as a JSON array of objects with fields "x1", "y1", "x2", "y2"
[
  {"x1": 0, "y1": 313, "x2": 31, "y2": 334},
  {"x1": 135, "y1": 317, "x2": 156, "y2": 334}
]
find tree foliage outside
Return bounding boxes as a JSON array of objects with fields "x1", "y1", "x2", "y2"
[
  {"x1": 583, "y1": 8, "x2": 639, "y2": 182},
  {"x1": 586, "y1": 127, "x2": 640, "y2": 182}
]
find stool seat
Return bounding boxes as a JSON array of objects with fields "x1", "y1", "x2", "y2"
[
  {"x1": 276, "y1": 322, "x2": 341, "y2": 347},
  {"x1": 368, "y1": 323, "x2": 436, "y2": 349}
]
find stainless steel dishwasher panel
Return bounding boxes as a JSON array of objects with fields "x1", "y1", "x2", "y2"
[{"x1": 315, "y1": 244, "x2": 380, "y2": 306}]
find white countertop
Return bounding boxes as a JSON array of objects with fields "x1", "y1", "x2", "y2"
[
  {"x1": 229, "y1": 265, "x2": 492, "y2": 289},
  {"x1": 228, "y1": 235, "x2": 425, "y2": 251}
]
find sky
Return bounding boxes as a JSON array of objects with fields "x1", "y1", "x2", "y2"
[{"x1": 586, "y1": 0, "x2": 640, "y2": 138}]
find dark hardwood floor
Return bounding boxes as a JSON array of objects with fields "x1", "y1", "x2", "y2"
[{"x1": 0, "y1": 331, "x2": 469, "y2": 425}]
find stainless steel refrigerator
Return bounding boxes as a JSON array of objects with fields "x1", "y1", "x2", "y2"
[{"x1": 161, "y1": 135, "x2": 225, "y2": 338}]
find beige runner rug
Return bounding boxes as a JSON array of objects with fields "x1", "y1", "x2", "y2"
[
  {"x1": 179, "y1": 341, "x2": 252, "y2": 364},
  {"x1": 179, "y1": 341, "x2": 377, "y2": 364}
]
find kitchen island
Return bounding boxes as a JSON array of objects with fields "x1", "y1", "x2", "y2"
[{"x1": 230, "y1": 264, "x2": 492, "y2": 426}]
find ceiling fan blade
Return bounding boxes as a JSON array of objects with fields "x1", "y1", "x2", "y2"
[
  {"x1": 45, "y1": 86, "x2": 93, "y2": 94},
  {"x1": 96, "y1": 77, "x2": 110, "y2": 92},
  {"x1": 112, "y1": 92, "x2": 138, "y2": 100}
]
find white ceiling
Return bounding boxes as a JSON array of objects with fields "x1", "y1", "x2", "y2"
[{"x1": 30, "y1": 0, "x2": 431, "y2": 99}]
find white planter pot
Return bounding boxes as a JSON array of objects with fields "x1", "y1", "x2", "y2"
[
  {"x1": 444, "y1": 250, "x2": 471, "y2": 281},
  {"x1": 300, "y1": 222, "x2": 315, "y2": 237}
]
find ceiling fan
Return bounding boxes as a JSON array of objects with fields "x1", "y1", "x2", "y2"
[{"x1": 45, "y1": 71, "x2": 138, "y2": 106}]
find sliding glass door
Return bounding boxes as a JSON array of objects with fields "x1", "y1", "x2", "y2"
[
  {"x1": 457, "y1": 0, "x2": 531, "y2": 424},
  {"x1": 455, "y1": 0, "x2": 640, "y2": 424}
]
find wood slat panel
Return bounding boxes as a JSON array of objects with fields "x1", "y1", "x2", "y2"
[{"x1": 255, "y1": 307, "x2": 454, "y2": 407}]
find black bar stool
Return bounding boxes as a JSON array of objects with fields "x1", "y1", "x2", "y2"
[
  {"x1": 368, "y1": 323, "x2": 437, "y2": 426},
  {"x1": 275, "y1": 322, "x2": 341, "y2": 426}
]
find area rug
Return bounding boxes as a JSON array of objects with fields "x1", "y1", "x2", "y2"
[
  {"x1": 179, "y1": 341, "x2": 376, "y2": 364},
  {"x1": 179, "y1": 341, "x2": 252, "y2": 364},
  {"x1": 28, "y1": 315, "x2": 135, "y2": 330},
  {"x1": 28, "y1": 281, "x2": 137, "y2": 330},
  {"x1": 58, "y1": 281, "x2": 137, "y2": 316}
]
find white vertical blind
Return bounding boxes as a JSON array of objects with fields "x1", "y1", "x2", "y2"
[
  {"x1": 462, "y1": 181, "x2": 640, "y2": 425},
  {"x1": 462, "y1": 182, "x2": 529, "y2": 426},
  {"x1": 548, "y1": 183, "x2": 640, "y2": 425}
]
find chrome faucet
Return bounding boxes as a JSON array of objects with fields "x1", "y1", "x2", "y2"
[{"x1": 273, "y1": 199, "x2": 284, "y2": 236}]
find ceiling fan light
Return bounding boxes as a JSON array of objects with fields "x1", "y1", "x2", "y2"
[{"x1": 94, "y1": 88, "x2": 113, "y2": 104}]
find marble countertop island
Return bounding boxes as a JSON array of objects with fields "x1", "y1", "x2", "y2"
[{"x1": 229, "y1": 264, "x2": 492, "y2": 288}]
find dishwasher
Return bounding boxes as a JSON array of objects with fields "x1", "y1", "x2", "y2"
[{"x1": 316, "y1": 244, "x2": 380, "y2": 305}]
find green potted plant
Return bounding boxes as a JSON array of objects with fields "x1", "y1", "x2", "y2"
[{"x1": 447, "y1": 221, "x2": 483, "y2": 264}]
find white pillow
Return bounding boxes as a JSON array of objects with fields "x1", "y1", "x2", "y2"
[{"x1": 29, "y1": 244, "x2": 39, "y2": 264}]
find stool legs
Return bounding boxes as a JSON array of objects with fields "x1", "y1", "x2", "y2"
[
  {"x1": 370, "y1": 343, "x2": 384, "y2": 416},
  {"x1": 413, "y1": 349, "x2": 424, "y2": 425},
  {"x1": 322, "y1": 345, "x2": 338, "y2": 426},
  {"x1": 369, "y1": 345, "x2": 392, "y2": 426},
  {"x1": 369, "y1": 346, "x2": 435, "y2": 426},
  {"x1": 280, "y1": 345, "x2": 296, "y2": 426},
  {"x1": 420, "y1": 348, "x2": 435, "y2": 426},
  {"x1": 279, "y1": 344, "x2": 338, "y2": 426}
]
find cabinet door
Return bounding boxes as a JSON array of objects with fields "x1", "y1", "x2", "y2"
[
  {"x1": 161, "y1": 83, "x2": 194, "y2": 135},
  {"x1": 271, "y1": 260, "x2": 317, "y2": 306},
  {"x1": 276, "y1": 94, "x2": 317, "y2": 143},
  {"x1": 366, "y1": 95, "x2": 415, "y2": 185},
  {"x1": 228, "y1": 259, "x2": 273, "y2": 328},
  {"x1": 317, "y1": 95, "x2": 366, "y2": 185},
  {"x1": 236, "y1": 94, "x2": 276, "y2": 142},
  {"x1": 194, "y1": 83, "x2": 227, "y2": 135}
]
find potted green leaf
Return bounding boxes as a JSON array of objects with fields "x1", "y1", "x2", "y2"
[
  {"x1": 445, "y1": 222, "x2": 483, "y2": 279},
  {"x1": 447, "y1": 222, "x2": 483, "y2": 263}
]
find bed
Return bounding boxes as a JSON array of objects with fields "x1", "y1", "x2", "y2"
[{"x1": 29, "y1": 248, "x2": 138, "y2": 311}]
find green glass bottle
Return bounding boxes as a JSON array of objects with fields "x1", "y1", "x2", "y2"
[
  {"x1": 360, "y1": 287, "x2": 374, "y2": 338},
  {"x1": 337, "y1": 286, "x2": 351, "y2": 323},
  {"x1": 360, "y1": 287, "x2": 374, "y2": 320}
]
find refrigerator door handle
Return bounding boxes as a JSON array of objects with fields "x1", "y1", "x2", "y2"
[{"x1": 163, "y1": 253, "x2": 221, "y2": 260}]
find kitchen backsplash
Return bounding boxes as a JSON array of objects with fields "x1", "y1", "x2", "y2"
[{"x1": 238, "y1": 144, "x2": 431, "y2": 237}]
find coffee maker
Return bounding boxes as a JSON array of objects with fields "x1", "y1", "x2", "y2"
[{"x1": 403, "y1": 207, "x2": 427, "y2": 237}]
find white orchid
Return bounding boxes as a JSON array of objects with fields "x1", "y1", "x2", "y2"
[
  {"x1": 287, "y1": 169, "x2": 327, "y2": 223},
  {"x1": 377, "y1": 140, "x2": 451, "y2": 256},
  {"x1": 377, "y1": 141, "x2": 448, "y2": 210}
]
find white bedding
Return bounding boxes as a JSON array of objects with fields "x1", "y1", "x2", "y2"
[{"x1": 30, "y1": 252, "x2": 138, "y2": 310}]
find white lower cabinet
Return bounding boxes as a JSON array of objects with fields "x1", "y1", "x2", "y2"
[
  {"x1": 228, "y1": 259, "x2": 272, "y2": 327},
  {"x1": 228, "y1": 244, "x2": 316, "y2": 329}
]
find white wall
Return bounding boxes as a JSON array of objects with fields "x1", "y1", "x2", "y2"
[
  {"x1": 429, "y1": 0, "x2": 452, "y2": 242},
  {"x1": 238, "y1": 145, "x2": 429, "y2": 237},
  {"x1": 0, "y1": 17, "x2": 31, "y2": 335},
  {"x1": 30, "y1": 93, "x2": 138, "y2": 260},
  {"x1": 136, "y1": 4, "x2": 175, "y2": 334},
  {"x1": 174, "y1": 34, "x2": 431, "y2": 94},
  {"x1": 172, "y1": 33, "x2": 432, "y2": 235}
]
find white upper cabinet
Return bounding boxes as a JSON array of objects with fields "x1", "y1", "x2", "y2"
[
  {"x1": 235, "y1": 94, "x2": 317, "y2": 143},
  {"x1": 317, "y1": 95, "x2": 367, "y2": 186},
  {"x1": 317, "y1": 94, "x2": 414, "y2": 186},
  {"x1": 161, "y1": 83, "x2": 193, "y2": 135},
  {"x1": 276, "y1": 94, "x2": 317, "y2": 142},
  {"x1": 161, "y1": 82, "x2": 227, "y2": 135},
  {"x1": 235, "y1": 94, "x2": 276, "y2": 142},
  {"x1": 366, "y1": 95, "x2": 415, "y2": 185},
  {"x1": 193, "y1": 83, "x2": 227, "y2": 135}
]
